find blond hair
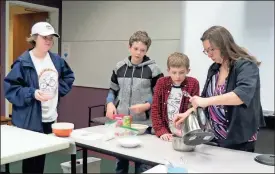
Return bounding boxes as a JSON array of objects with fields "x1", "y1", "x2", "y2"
[
  {"x1": 26, "y1": 34, "x2": 37, "y2": 47},
  {"x1": 167, "y1": 52, "x2": 190, "y2": 69},
  {"x1": 129, "y1": 31, "x2": 152, "y2": 50}
]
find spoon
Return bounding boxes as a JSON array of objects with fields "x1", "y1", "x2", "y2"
[
  {"x1": 163, "y1": 159, "x2": 174, "y2": 168},
  {"x1": 182, "y1": 90, "x2": 192, "y2": 98}
]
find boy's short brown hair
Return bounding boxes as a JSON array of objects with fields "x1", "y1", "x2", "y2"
[
  {"x1": 129, "y1": 31, "x2": 152, "y2": 51},
  {"x1": 167, "y1": 52, "x2": 190, "y2": 69}
]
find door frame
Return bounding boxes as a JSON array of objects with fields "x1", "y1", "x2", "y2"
[{"x1": 5, "y1": 1, "x2": 59, "y2": 117}]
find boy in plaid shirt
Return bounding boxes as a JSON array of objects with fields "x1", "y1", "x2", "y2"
[{"x1": 151, "y1": 52, "x2": 199, "y2": 141}]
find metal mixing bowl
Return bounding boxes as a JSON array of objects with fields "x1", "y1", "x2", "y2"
[{"x1": 172, "y1": 135, "x2": 196, "y2": 152}]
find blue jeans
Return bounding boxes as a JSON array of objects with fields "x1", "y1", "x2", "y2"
[{"x1": 115, "y1": 127, "x2": 153, "y2": 174}]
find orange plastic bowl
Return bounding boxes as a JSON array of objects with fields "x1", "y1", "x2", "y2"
[{"x1": 52, "y1": 122, "x2": 74, "y2": 137}]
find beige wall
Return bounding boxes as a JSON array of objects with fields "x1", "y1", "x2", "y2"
[{"x1": 62, "y1": 1, "x2": 182, "y2": 88}]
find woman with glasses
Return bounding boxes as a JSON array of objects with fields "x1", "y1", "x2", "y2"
[
  {"x1": 4, "y1": 22, "x2": 75, "y2": 173},
  {"x1": 174, "y1": 26, "x2": 265, "y2": 152}
]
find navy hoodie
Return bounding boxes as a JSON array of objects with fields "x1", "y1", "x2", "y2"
[{"x1": 4, "y1": 50, "x2": 75, "y2": 133}]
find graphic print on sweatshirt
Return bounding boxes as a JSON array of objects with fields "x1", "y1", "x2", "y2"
[
  {"x1": 39, "y1": 68, "x2": 58, "y2": 96},
  {"x1": 167, "y1": 86, "x2": 183, "y2": 136},
  {"x1": 38, "y1": 68, "x2": 58, "y2": 115}
]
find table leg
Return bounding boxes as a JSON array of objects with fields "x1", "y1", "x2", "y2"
[
  {"x1": 83, "y1": 148, "x2": 88, "y2": 173},
  {"x1": 71, "y1": 154, "x2": 76, "y2": 174},
  {"x1": 5, "y1": 164, "x2": 10, "y2": 173}
]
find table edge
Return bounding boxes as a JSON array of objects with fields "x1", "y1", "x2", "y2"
[
  {"x1": 1, "y1": 142, "x2": 70, "y2": 165},
  {"x1": 76, "y1": 142, "x2": 159, "y2": 166}
]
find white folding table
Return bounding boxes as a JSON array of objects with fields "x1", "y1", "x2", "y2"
[
  {"x1": 67, "y1": 125, "x2": 274, "y2": 173},
  {"x1": 1, "y1": 125, "x2": 71, "y2": 173}
]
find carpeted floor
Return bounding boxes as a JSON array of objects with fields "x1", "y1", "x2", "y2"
[{"x1": 3, "y1": 151, "x2": 135, "y2": 173}]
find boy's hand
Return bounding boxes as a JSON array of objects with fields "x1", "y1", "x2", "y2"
[
  {"x1": 173, "y1": 112, "x2": 189, "y2": 128},
  {"x1": 129, "y1": 103, "x2": 150, "y2": 114},
  {"x1": 160, "y1": 134, "x2": 173, "y2": 141},
  {"x1": 106, "y1": 102, "x2": 117, "y2": 119},
  {"x1": 173, "y1": 107, "x2": 195, "y2": 127}
]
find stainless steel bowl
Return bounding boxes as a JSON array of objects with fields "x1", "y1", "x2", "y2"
[{"x1": 172, "y1": 135, "x2": 196, "y2": 152}]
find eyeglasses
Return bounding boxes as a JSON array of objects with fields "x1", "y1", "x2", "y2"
[
  {"x1": 40, "y1": 35, "x2": 54, "y2": 41},
  {"x1": 203, "y1": 47, "x2": 216, "y2": 55}
]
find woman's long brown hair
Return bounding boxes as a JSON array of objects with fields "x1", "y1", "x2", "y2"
[{"x1": 201, "y1": 26, "x2": 261, "y2": 66}]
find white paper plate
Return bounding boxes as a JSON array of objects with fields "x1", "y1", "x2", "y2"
[{"x1": 117, "y1": 137, "x2": 141, "y2": 148}]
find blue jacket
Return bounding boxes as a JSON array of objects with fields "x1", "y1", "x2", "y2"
[{"x1": 4, "y1": 50, "x2": 75, "y2": 133}]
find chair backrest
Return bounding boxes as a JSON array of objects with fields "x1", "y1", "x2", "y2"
[{"x1": 88, "y1": 104, "x2": 106, "y2": 126}]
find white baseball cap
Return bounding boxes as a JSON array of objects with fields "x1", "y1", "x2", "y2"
[{"x1": 31, "y1": 22, "x2": 60, "y2": 38}]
